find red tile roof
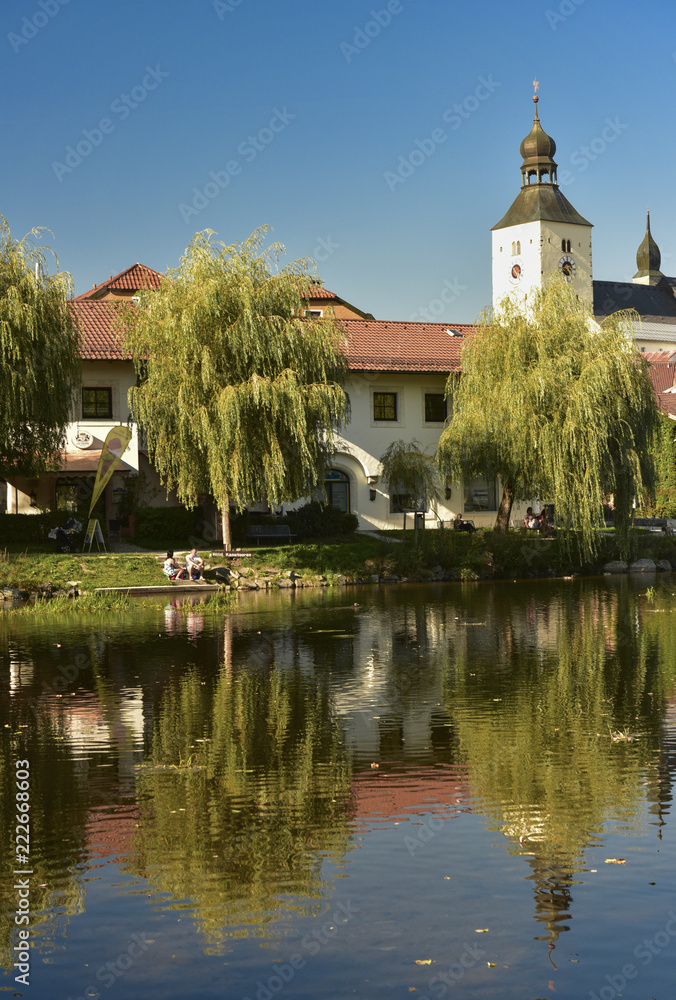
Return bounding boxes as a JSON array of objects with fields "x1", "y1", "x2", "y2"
[
  {"x1": 74, "y1": 263, "x2": 163, "y2": 300},
  {"x1": 643, "y1": 350, "x2": 676, "y2": 364},
  {"x1": 341, "y1": 319, "x2": 476, "y2": 372},
  {"x1": 303, "y1": 282, "x2": 374, "y2": 319},
  {"x1": 70, "y1": 298, "x2": 475, "y2": 374},
  {"x1": 70, "y1": 301, "x2": 130, "y2": 360},
  {"x1": 304, "y1": 284, "x2": 338, "y2": 300},
  {"x1": 648, "y1": 362, "x2": 676, "y2": 394},
  {"x1": 657, "y1": 391, "x2": 676, "y2": 418}
]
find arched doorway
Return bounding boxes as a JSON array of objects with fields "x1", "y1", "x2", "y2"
[{"x1": 324, "y1": 469, "x2": 350, "y2": 513}]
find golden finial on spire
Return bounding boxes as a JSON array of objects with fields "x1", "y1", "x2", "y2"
[
  {"x1": 533, "y1": 79, "x2": 539, "y2": 94},
  {"x1": 532, "y1": 78, "x2": 540, "y2": 110}
]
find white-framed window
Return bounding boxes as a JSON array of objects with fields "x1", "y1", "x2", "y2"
[
  {"x1": 82, "y1": 387, "x2": 113, "y2": 419},
  {"x1": 423, "y1": 391, "x2": 447, "y2": 424},
  {"x1": 371, "y1": 385, "x2": 403, "y2": 425},
  {"x1": 374, "y1": 392, "x2": 397, "y2": 420},
  {"x1": 323, "y1": 469, "x2": 350, "y2": 513},
  {"x1": 80, "y1": 379, "x2": 121, "y2": 421},
  {"x1": 307, "y1": 308, "x2": 323, "y2": 318},
  {"x1": 390, "y1": 485, "x2": 427, "y2": 514},
  {"x1": 464, "y1": 477, "x2": 498, "y2": 512}
]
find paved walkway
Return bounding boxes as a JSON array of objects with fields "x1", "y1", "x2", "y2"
[
  {"x1": 108, "y1": 541, "x2": 154, "y2": 553},
  {"x1": 361, "y1": 530, "x2": 404, "y2": 544}
]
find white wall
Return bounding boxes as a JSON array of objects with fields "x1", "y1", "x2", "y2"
[{"x1": 328, "y1": 372, "x2": 522, "y2": 530}]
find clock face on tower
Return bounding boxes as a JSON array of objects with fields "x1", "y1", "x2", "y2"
[
  {"x1": 509, "y1": 259, "x2": 523, "y2": 284},
  {"x1": 559, "y1": 254, "x2": 576, "y2": 280}
]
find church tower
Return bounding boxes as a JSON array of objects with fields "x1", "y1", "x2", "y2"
[
  {"x1": 632, "y1": 210, "x2": 666, "y2": 286},
  {"x1": 491, "y1": 85, "x2": 593, "y2": 309}
]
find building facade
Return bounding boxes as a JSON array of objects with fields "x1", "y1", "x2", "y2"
[{"x1": 4, "y1": 94, "x2": 676, "y2": 530}]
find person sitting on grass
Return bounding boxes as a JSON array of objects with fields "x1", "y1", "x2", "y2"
[
  {"x1": 163, "y1": 551, "x2": 186, "y2": 581},
  {"x1": 186, "y1": 548, "x2": 205, "y2": 581}
]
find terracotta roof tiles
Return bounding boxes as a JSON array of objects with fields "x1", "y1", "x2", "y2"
[
  {"x1": 304, "y1": 284, "x2": 338, "y2": 300},
  {"x1": 70, "y1": 294, "x2": 475, "y2": 373},
  {"x1": 70, "y1": 300, "x2": 130, "y2": 360},
  {"x1": 647, "y1": 362, "x2": 676, "y2": 394},
  {"x1": 341, "y1": 319, "x2": 475, "y2": 372},
  {"x1": 74, "y1": 263, "x2": 163, "y2": 300},
  {"x1": 657, "y1": 391, "x2": 676, "y2": 418}
]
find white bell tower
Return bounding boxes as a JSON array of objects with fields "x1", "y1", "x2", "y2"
[{"x1": 491, "y1": 84, "x2": 593, "y2": 310}]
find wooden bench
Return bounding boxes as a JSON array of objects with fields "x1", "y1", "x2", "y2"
[
  {"x1": 246, "y1": 524, "x2": 296, "y2": 546},
  {"x1": 453, "y1": 519, "x2": 476, "y2": 533}
]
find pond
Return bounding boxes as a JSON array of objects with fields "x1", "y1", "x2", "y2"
[{"x1": 1, "y1": 577, "x2": 675, "y2": 1000}]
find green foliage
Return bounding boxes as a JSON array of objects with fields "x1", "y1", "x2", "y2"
[
  {"x1": 0, "y1": 216, "x2": 80, "y2": 477},
  {"x1": 280, "y1": 501, "x2": 358, "y2": 540},
  {"x1": 14, "y1": 592, "x2": 140, "y2": 615},
  {"x1": 379, "y1": 439, "x2": 441, "y2": 512},
  {"x1": 437, "y1": 280, "x2": 659, "y2": 560},
  {"x1": 0, "y1": 551, "x2": 168, "y2": 593},
  {"x1": 231, "y1": 501, "x2": 357, "y2": 544},
  {"x1": 0, "y1": 511, "x2": 74, "y2": 545},
  {"x1": 115, "y1": 470, "x2": 161, "y2": 520},
  {"x1": 636, "y1": 414, "x2": 676, "y2": 518},
  {"x1": 123, "y1": 227, "x2": 348, "y2": 518},
  {"x1": 132, "y1": 505, "x2": 200, "y2": 548}
]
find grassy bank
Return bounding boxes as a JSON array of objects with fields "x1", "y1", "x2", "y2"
[
  {"x1": 229, "y1": 528, "x2": 676, "y2": 582},
  {"x1": 2, "y1": 530, "x2": 675, "y2": 605},
  {"x1": 0, "y1": 551, "x2": 169, "y2": 594}
]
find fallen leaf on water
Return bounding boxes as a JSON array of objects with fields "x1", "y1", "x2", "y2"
[
  {"x1": 604, "y1": 858, "x2": 626, "y2": 864},
  {"x1": 414, "y1": 960, "x2": 432, "y2": 965},
  {"x1": 475, "y1": 928, "x2": 489, "y2": 933},
  {"x1": 487, "y1": 962, "x2": 496, "y2": 967}
]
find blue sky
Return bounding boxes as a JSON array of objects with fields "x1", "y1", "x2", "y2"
[{"x1": 3, "y1": 0, "x2": 675, "y2": 323}]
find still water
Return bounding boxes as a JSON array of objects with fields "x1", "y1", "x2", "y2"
[{"x1": 1, "y1": 577, "x2": 675, "y2": 1000}]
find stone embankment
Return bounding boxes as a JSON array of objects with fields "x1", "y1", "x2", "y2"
[
  {"x1": 1, "y1": 582, "x2": 79, "y2": 602},
  {"x1": 602, "y1": 559, "x2": 674, "y2": 574},
  {"x1": 217, "y1": 564, "x2": 485, "y2": 589}
]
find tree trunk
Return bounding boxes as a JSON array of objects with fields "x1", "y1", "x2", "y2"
[
  {"x1": 222, "y1": 498, "x2": 232, "y2": 554},
  {"x1": 494, "y1": 478, "x2": 515, "y2": 534}
]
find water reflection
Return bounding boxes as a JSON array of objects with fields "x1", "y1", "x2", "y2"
[{"x1": 1, "y1": 577, "x2": 675, "y2": 993}]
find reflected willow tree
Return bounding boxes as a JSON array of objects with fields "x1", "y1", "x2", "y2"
[
  {"x1": 0, "y1": 713, "x2": 88, "y2": 972},
  {"x1": 130, "y1": 663, "x2": 354, "y2": 953},
  {"x1": 443, "y1": 582, "x2": 676, "y2": 946}
]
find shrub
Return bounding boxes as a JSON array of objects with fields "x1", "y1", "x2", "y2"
[
  {"x1": 283, "y1": 502, "x2": 358, "y2": 541},
  {"x1": 240, "y1": 502, "x2": 358, "y2": 543},
  {"x1": 0, "y1": 512, "x2": 76, "y2": 545},
  {"x1": 133, "y1": 506, "x2": 202, "y2": 548}
]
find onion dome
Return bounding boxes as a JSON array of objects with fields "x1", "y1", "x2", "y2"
[
  {"x1": 519, "y1": 95, "x2": 558, "y2": 185},
  {"x1": 633, "y1": 210, "x2": 664, "y2": 283},
  {"x1": 492, "y1": 88, "x2": 592, "y2": 231}
]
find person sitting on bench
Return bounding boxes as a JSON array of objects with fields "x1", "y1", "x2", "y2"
[{"x1": 454, "y1": 514, "x2": 476, "y2": 532}]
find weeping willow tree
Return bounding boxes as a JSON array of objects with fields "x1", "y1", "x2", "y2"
[
  {"x1": 0, "y1": 216, "x2": 79, "y2": 477},
  {"x1": 437, "y1": 280, "x2": 659, "y2": 559},
  {"x1": 379, "y1": 439, "x2": 441, "y2": 544},
  {"x1": 123, "y1": 227, "x2": 348, "y2": 550}
]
